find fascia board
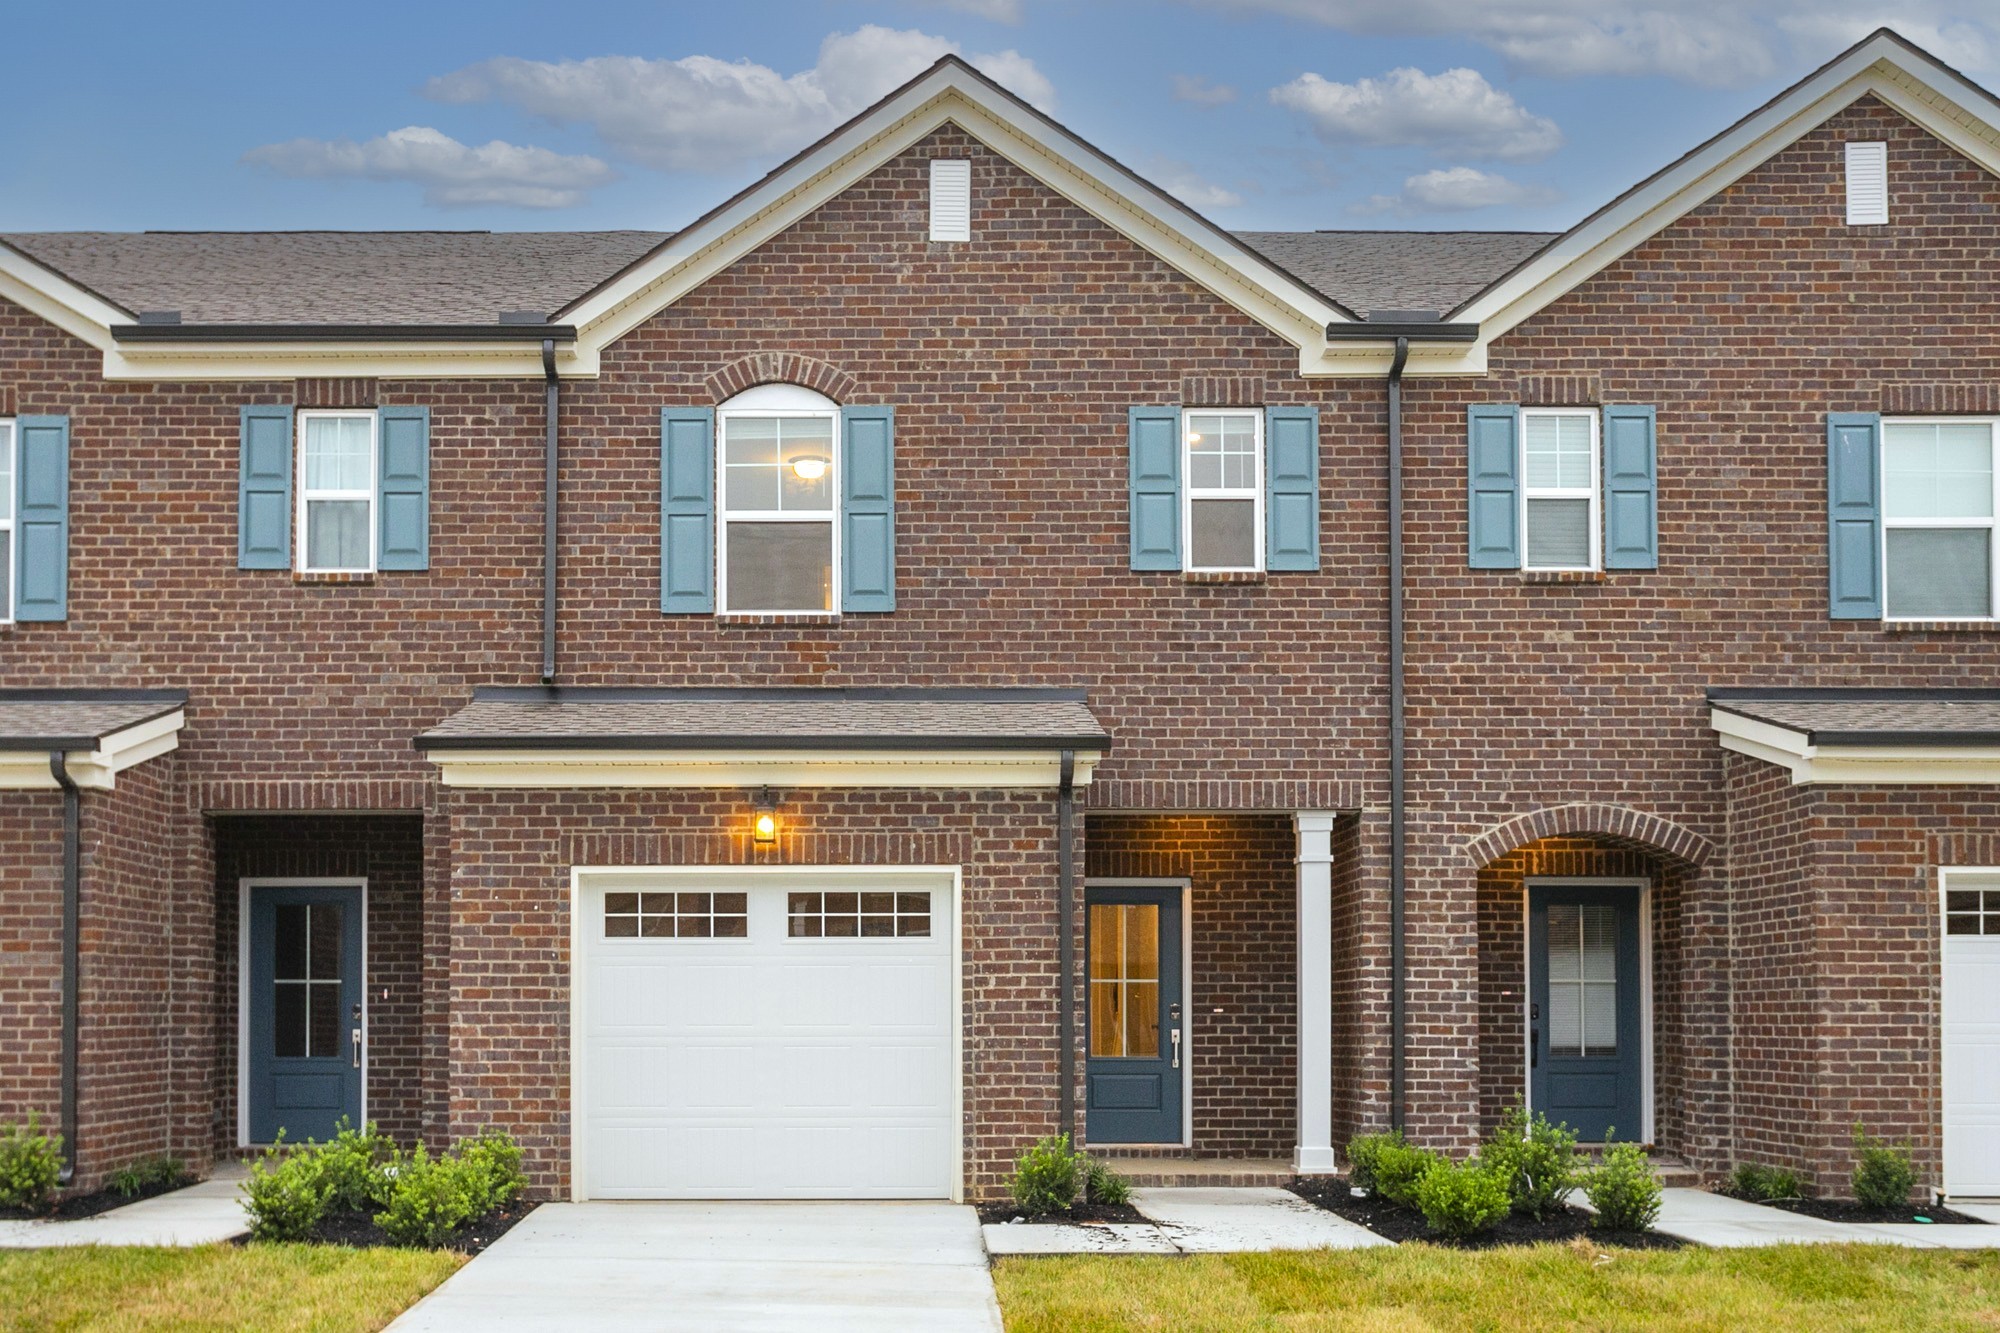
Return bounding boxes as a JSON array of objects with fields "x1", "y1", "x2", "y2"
[
  {"x1": 426, "y1": 746, "x2": 1102, "y2": 789},
  {"x1": 101, "y1": 343, "x2": 594, "y2": 382},
  {"x1": 0, "y1": 710, "x2": 185, "y2": 791},
  {"x1": 0, "y1": 259, "x2": 123, "y2": 353},
  {"x1": 1712, "y1": 705, "x2": 2000, "y2": 784}
]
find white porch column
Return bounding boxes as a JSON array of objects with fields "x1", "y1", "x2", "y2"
[{"x1": 1294, "y1": 811, "x2": 1337, "y2": 1174}]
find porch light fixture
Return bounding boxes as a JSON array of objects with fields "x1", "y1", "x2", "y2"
[
  {"x1": 752, "y1": 788, "x2": 779, "y2": 844},
  {"x1": 790, "y1": 454, "x2": 830, "y2": 482}
]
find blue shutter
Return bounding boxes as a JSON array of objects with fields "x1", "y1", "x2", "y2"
[
  {"x1": 238, "y1": 404, "x2": 293, "y2": 570},
  {"x1": 1264, "y1": 405, "x2": 1320, "y2": 571},
  {"x1": 1827, "y1": 412, "x2": 1883, "y2": 620},
  {"x1": 376, "y1": 405, "x2": 430, "y2": 571},
  {"x1": 1468, "y1": 404, "x2": 1521, "y2": 569},
  {"x1": 660, "y1": 407, "x2": 716, "y2": 614},
  {"x1": 14, "y1": 416, "x2": 69, "y2": 621},
  {"x1": 1601, "y1": 405, "x2": 1658, "y2": 570},
  {"x1": 840, "y1": 405, "x2": 895, "y2": 612},
  {"x1": 1129, "y1": 406, "x2": 1181, "y2": 570}
]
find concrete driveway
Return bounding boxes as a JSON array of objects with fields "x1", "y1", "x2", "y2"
[{"x1": 387, "y1": 1201, "x2": 1003, "y2": 1333}]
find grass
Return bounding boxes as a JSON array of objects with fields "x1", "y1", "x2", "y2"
[
  {"x1": 0, "y1": 1243, "x2": 463, "y2": 1332},
  {"x1": 994, "y1": 1241, "x2": 2000, "y2": 1332}
]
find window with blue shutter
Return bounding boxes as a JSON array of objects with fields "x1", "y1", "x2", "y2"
[
  {"x1": 238, "y1": 404, "x2": 294, "y2": 570},
  {"x1": 1827, "y1": 412, "x2": 1883, "y2": 619},
  {"x1": 1601, "y1": 405, "x2": 1658, "y2": 570},
  {"x1": 1129, "y1": 406, "x2": 1181, "y2": 570},
  {"x1": 376, "y1": 405, "x2": 430, "y2": 571},
  {"x1": 840, "y1": 405, "x2": 895, "y2": 612},
  {"x1": 661, "y1": 407, "x2": 717, "y2": 613},
  {"x1": 14, "y1": 416, "x2": 69, "y2": 621},
  {"x1": 1468, "y1": 404, "x2": 1522, "y2": 568},
  {"x1": 1264, "y1": 405, "x2": 1320, "y2": 571}
]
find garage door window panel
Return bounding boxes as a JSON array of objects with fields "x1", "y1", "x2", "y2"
[
  {"x1": 1947, "y1": 887, "x2": 2000, "y2": 934},
  {"x1": 604, "y1": 890, "x2": 748, "y2": 939},
  {"x1": 788, "y1": 890, "x2": 931, "y2": 938}
]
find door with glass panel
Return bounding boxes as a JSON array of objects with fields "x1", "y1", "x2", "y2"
[
  {"x1": 1529, "y1": 885, "x2": 1642, "y2": 1143},
  {"x1": 1084, "y1": 886, "x2": 1184, "y2": 1144},
  {"x1": 247, "y1": 884, "x2": 364, "y2": 1143}
]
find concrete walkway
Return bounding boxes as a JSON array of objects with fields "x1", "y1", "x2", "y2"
[
  {"x1": 387, "y1": 1202, "x2": 1002, "y2": 1333},
  {"x1": 0, "y1": 1167, "x2": 249, "y2": 1249},
  {"x1": 982, "y1": 1186, "x2": 1391, "y2": 1256},
  {"x1": 1650, "y1": 1188, "x2": 2000, "y2": 1249}
]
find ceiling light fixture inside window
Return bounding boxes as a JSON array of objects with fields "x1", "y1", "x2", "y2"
[{"x1": 791, "y1": 455, "x2": 830, "y2": 481}]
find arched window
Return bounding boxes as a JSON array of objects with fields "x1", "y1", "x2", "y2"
[{"x1": 716, "y1": 384, "x2": 839, "y2": 613}]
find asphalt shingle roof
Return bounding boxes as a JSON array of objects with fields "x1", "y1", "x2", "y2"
[
  {"x1": 1233, "y1": 230, "x2": 1557, "y2": 317},
  {"x1": 1708, "y1": 689, "x2": 2000, "y2": 745},
  {"x1": 0, "y1": 690, "x2": 188, "y2": 748},
  {"x1": 417, "y1": 687, "x2": 1109, "y2": 751}
]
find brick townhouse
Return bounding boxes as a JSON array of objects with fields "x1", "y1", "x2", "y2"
[{"x1": 1, "y1": 28, "x2": 1996, "y2": 1203}]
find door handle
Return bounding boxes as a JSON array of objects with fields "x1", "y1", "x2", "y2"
[
  {"x1": 1171, "y1": 1028, "x2": 1182, "y2": 1070},
  {"x1": 1530, "y1": 1028, "x2": 1539, "y2": 1070},
  {"x1": 352, "y1": 1028, "x2": 363, "y2": 1070}
]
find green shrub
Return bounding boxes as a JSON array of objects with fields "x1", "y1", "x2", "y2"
[
  {"x1": 457, "y1": 1128, "x2": 525, "y2": 1214},
  {"x1": 317, "y1": 1120, "x2": 395, "y2": 1212},
  {"x1": 373, "y1": 1143, "x2": 480, "y2": 1247},
  {"x1": 1585, "y1": 1140, "x2": 1661, "y2": 1232},
  {"x1": 108, "y1": 1155, "x2": 185, "y2": 1199},
  {"x1": 1083, "y1": 1157, "x2": 1130, "y2": 1207},
  {"x1": 1479, "y1": 1104, "x2": 1580, "y2": 1220},
  {"x1": 0, "y1": 1115, "x2": 65, "y2": 1212},
  {"x1": 1372, "y1": 1140, "x2": 1444, "y2": 1208},
  {"x1": 1730, "y1": 1163, "x2": 1801, "y2": 1202},
  {"x1": 243, "y1": 1135, "x2": 330, "y2": 1242},
  {"x1": 1411, "y1": 1157, "x2": 1511, "y2": 1240},
  {"x1": 1345, "y1": 1131, "x2": 1405, "y2": 1192},
  {"x1": 1852, "y1": 1123, "x2": 1918, "y2": 1210},
  {"x1": 1008, "y1": 1135, "x2": 1086, "y2": 1216}
]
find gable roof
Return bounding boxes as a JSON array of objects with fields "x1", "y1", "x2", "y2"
[{"x1": 1233, "y1": 231, "x2": 1556, "y2": 319}]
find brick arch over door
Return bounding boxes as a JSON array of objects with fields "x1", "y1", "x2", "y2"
[
  {"x1": 704, "y1": 353, "x2": 861, "y2": 404},
  {"x1": 1463, "y1": 803, "x2": 1716, "y2": 871}
]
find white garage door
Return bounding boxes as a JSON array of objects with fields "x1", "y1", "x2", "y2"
[
  {"x1": 576, "y1": 870, "x2": 957, "y2": 1200},
  {"x1": 1945, "y1": 874, "x2": 2000, "y2": 1198}
]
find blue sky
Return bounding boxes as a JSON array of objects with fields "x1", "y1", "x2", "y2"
[{"x1": 4, "y1": 1, "x2": 1995, "y2": 235}]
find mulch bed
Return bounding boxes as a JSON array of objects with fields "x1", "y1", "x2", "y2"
[
  {"x1": 1735, "y1": 1196, "x2": 1990, "y2": 1227},
  {"x1": 1288, "y1": 1176, "x2": 1684, "y2": 1251},
  {"x1": 976, "y1": 1200, "x2": 1148, "y2": 1226},
  {"x1": 0, "y1": 1172, "x2": 200, "y2": 1222},
  {"x1": 237, "y1": 1199, "x2": 540, "y2": 1254}
]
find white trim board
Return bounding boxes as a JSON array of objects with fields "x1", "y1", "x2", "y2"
[
  {"x1": 1711, "y1": 707, "x2": 2000, "y2": 785},
  {"x1": 1082, "y1": 877, "x2": 1195, "y2": 1150},
  {"x1": 1521, "y1": 876, "x2": 1655, "y2": 1146},
  {"x1": 0, "y1": 711, "x2": 186, "y2": 791},
  {"x1": 235, "y1": 877, "x2": 369, "y2": 1149},
  {"x1": 425, "y1": 746, "x2": 1102, "y2": 790}
]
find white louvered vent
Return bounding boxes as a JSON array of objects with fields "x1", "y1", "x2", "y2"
[
  {"x1": 1846, "y1": 141, "x2": 1888, "y2": 225},
  {"x1": 930, "y1": 159, "x2": 971, "y2": 242}
]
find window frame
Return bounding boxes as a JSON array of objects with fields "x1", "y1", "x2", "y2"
[
  {"x1": 1519, "y1": 407, "x2": 1601, "y2": 572},
  {"x1": 1180, "y1": 407, "x2": 1264, "y2": 574},
  {"x1": 715, "y1": 389, "x2": 842, "y2": 616},
  {"x1": 0, "y1": 418, "x2": 14, "y2": 625},
  {"x1": 1880, "y1": 415, "x2": 2000, "y2": 624},
  {"x1": 295, "y1": 409, "x2": 378, "y2": 575}
]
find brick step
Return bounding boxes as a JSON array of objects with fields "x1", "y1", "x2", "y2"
[{"x1": 1094, "y1": 1157, "x2": 1296, "y2": 1188}]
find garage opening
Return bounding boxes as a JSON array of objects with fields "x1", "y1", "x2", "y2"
[
  {"x1": 1944, "y1": 869, "x2": 2000, "y2": 1199},
  {"x1": 572, "y1": 866, "x2": 961, "y2": 1200}
]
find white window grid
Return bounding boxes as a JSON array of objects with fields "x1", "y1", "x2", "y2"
[
  {"x1": 1519, "y1": 407, "x2": 1601, "y2": 572},
  {"x1": 1881, "y1": 416, "x2": 1999, "y2": 623},
  {"x1": 0, "y1": 419, "x2": 14, "y2": 625},
  {"x1": 715, "y1": 405, "x2": 841, "y2": 615},
  {"x1": 296, "y1": 409, "x2": 378, "y2": 574},
  {"x1": 1181, "y1": 408, "x2": 1263, "y2": 573}
]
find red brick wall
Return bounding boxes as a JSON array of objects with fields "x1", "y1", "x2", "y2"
[{"x1": 0, "y1": 792, "x2": 63, "y2": 1137}]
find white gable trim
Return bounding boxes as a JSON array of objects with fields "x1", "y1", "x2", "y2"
[
  {"x1": 0, "y1": 710, "x2": 186, "y2": 791},
  {"x1": 1711, "y1": 706, "x2": 2000, "y2": 785}
]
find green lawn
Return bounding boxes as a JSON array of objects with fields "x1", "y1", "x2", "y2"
[
  {"x1": 0, "y1": 1244, "x2": 463, "y2": 1333},
  {"x1": 994, "y1": 1241, "x2": 2000, "y2": 1332}
]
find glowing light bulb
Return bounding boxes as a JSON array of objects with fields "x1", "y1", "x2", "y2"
[
  {"x1": 791, "y1": 455, "x2": 830, "y2": 481},
  {"x1": 754, "y1": 812, "x2": 778, "y2": 843}
]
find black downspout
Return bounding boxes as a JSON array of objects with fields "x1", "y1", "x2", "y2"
[
  {"x1": 1387, "y1": 336, "x2": 1411, "y2": 1133},
  {"x1": 1056, "y1": 749, "x2": 1077, "y2": 1141},
  {"x1": 541, "y1": 338, "x2": 560, "y2": 685},
  {"x1": 50, "y1": 751, "x2": 80, "y2": 1184}
]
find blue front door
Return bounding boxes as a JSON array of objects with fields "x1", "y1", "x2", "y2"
[
  {"x1": 1084, "y1": 886, "x2": 1184, "y2": 1144},
  {"x1": 248, "y1": 885, "x2": 364, "y2": 1144},
  {"x1": 1529, "y1": 885, "x2": 1644, "y2": 1143}
]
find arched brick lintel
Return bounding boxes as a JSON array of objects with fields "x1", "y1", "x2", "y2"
[
  {"x1": 1463, "y1": 803, "x2": 1716, "y2": 871},
  {"x1": 705, "y1": 353, "x2": 861, "y2": 405}
]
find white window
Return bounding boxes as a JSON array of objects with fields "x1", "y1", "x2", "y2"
[
  {"x1": 930, "y1": 159, "x2": 971, "y2": 241},
  {"x1": 1846, "y1": 141, "x2": 1888, "y2": 225},
  {"x1": 297, "y1": 411, "x2": 376, "y2": 573},
  {"x1": 1521, "y1": 409, "x2": 1599, "y2": 571},
  {"x1": 1882, "y1": 418, "x2": 1997, "y2": 621},
  {"x1": 0, "y1": 419, "x2": 14, "y2": 624},
  {"x1": 718, "y1": 385, "x2": 839, "y2": 614},
  {"x1": 1183, "y1": 410, "x2": 1261, "y2": 572}
]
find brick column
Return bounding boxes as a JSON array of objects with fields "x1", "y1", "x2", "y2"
[{"x1": 1295, "y1": 812, "x2": 1337, "y2": 1173}]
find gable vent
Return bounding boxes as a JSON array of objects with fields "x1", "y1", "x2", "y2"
[
  {"x1": 1846, "y1": 141, "x2": 1888, "y2": 225},
  {"x1": 930, "y1": 159, "x2": 971, "y2": 242}
]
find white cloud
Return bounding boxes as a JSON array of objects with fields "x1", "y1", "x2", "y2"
[
  {"x1": 1194, "y1": 2, "x2": 2000, "y2": 86},
  {"x1": 914, "y1": 0, "x2": 1024, "y2": 21},
  {"x1": 428, "y1": 27, "x2": 1056, "y2": 174},
  {"x1": 1352, "y1": 165, "x2": 1559, "y2": 215},
  {"x1": 1270, "y1": 66, "x2": 1561, "y2": 161},
  {"x1": 242, "y1": 126, "x2": 615, "y2": 208},
  {"x1": 1171, "y1": 73, "x2": 1238, "y2": 107},
  {"x1": 1147, "y1": 158, "x2": 1245, "y2": 210}
]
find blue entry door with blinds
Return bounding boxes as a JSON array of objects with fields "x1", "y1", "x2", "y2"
[
  {"x1": 1084, "y1": 886, "x2": 1184, "y2": 1144},
  {"x1": 1529, "y1": 885, "x2": 1643, "y2": 1144},
  {"x1": 247, "y1": 885, "x2": 364, "y2": 1144}
]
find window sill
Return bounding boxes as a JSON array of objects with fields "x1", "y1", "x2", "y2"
[
  {"x1": 1882, "y1": 619, "x2": 2000, "y2": 633},
  {"x1": 1519, "y1": 569, "x2": 1607, "y2": 584},
  {"x1": 1184, "y1": 571, "x2": 1267, "y2": 585},
  {"x1": 715, "y1": 612, "x2": 843, "y2": 626},
  {"x1": 293, "y1": 571, "x2": 376, "y2": 585}
]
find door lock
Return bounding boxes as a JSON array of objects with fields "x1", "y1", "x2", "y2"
[{"x1": 1170, "y1": 1028, "x2": 1182, "y2": 1069}]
